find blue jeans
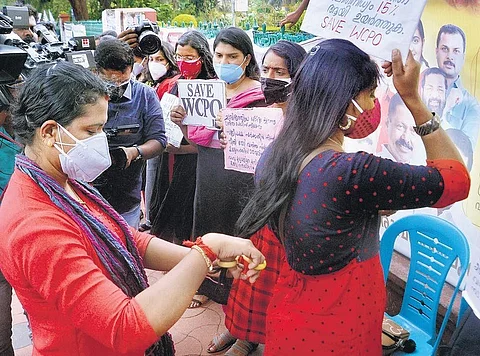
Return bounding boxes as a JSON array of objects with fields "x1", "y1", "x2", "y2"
[
  {"x1": 121, "y1": 203, "x2": 141, "y2": 230},
  {"x1": 0, "y1": 269, "x2": 13, "y2": 356}
]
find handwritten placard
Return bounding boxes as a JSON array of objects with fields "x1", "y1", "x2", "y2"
[
  {"x1": 177, "y1": 79, "x2": 226, "y2": 129},
  {"x1": 223, "y1": 107, "x2": 284, "y2": 174},
  {"x1": 160, "y1": 93, "x2": 184, "y2": 148},
  {"x1": 301, "y1": 0, "x2": 427, "y2": 61}
]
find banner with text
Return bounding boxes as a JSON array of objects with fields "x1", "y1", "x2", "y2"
[
  {"x1": 160, "y1": 93, "x2": 184, "y2": 148},
  {"x1": 301, "y1": 0, "x2": 427, "y2": 61},
  {"x1": 177, "y1": 79, "x2": 226, "y2": 129},
  {"x1": 223, "y1": 107, "x2": 284, "y2": 174}
]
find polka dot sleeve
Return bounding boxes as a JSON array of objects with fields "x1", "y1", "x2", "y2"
[
  {"x1": 312, "y1": 151, "x2": 447, "y2": 212},
  {"x1": 427, "y1": 159, "x2": 470, "y2": 208}
]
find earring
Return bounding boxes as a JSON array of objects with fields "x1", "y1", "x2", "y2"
[{"x1": 339, "y1": 118, "x2": 353, "y2": 131}]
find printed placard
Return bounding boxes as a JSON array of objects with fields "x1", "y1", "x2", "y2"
[
  {"x1": 301, "y1": 0, "x2": 427, "y2": 61},
  {"x1": 223, "y1": 107, "x2": 284, "y2": 174},
  {"x1": 160, "y1": 93, "x2": 184, "y2": 148},
  {"x1": 177, "y1": 79, "x2": 226, "y2": 129}
]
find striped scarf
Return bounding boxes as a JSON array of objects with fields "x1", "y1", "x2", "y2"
[{"x1": 16, "y1": 155, "x2": 174, "y2": 356}]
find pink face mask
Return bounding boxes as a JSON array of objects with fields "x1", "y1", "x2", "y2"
[
  {"x1": 177, "y1": 58, "x2": 202, "y2": 79},
  {"x1": 345, "y1": 98, "x2": 381, "y2": 139}
]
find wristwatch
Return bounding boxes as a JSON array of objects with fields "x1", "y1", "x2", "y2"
[
  {"x1": 133, "y1": 145, "x2": 143, "y2": 161},
  {"x1": 413, "y1": 112, "x2": 441, "y2": 136}
]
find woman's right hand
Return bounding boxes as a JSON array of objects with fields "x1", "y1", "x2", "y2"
[
  {"x1": 202, "y1": 233, "x2": 265, "y2": 283},
  {"x1": 118, "y1": 28, "x2": 139, "y2": 48},
  {"x1": 170, "y1": 105, "x2": 187, "y2": 126}
]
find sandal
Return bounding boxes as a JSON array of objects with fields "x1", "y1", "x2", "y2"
[
  {"x1": 207, "y1": 331, "x2": 236, "y2": 353},
  {"x1": 188, "y1": 294, "x2": 209, "y2": 309},
  {"x1": 138, "y1": 223, "x2": 151, "y2": 232},
  {"x1": 224, "y1": 339, "x2": 258, "y2": 356}
]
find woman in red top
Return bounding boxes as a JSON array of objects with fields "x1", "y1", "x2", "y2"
[
  {"x1": 0, "y1": 61, "x2": 265, "y2": 356},
  {"x1": 236, "y1": 39, "x2": 470, "y2": 355}
]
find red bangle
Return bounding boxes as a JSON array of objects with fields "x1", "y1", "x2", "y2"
[{"x1": 183, "y1": 236, "x2": 217, "y2": 263}]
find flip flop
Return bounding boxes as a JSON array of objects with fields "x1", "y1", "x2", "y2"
[
  {"x1": 224, "y1": 339, "x2": 258, "y2": 356},
  {"x1": 188, "y1": 294, "x2": 209, "y2": 309},
  {"x1": 207, "y1": 331, "x2": 236, "y2": 353}
]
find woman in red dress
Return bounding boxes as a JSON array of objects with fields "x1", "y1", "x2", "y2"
[{"x1": 236, "y1": 39, "x2": 470, "y2": 355}]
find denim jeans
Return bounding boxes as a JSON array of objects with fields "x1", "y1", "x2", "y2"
[
  {"x1": 121, "y1": 203, "x2": 141, "y2": 230},
  {"x1": 0, "y1": 269, "x2": 14, "y2": 356}
]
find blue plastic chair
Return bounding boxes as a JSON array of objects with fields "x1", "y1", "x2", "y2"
[{"x1": 380, "y1": 214, "x2": 470, "y2": 355}]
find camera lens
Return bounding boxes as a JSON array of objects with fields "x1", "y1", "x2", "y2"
[{"x1": 138, "y1": 31, "x2": 161, "y2": 55}]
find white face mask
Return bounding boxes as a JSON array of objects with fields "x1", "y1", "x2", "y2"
[
  {"x1": 54, "y1": 124, "x2": 111, "y2": 182},
  {"x1": 148, "y1": 61, "x2": 168, "y2": 81}
]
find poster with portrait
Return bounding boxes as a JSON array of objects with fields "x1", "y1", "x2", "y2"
[{"x1": 337, "y1": 0, "x2": 480, "y2": 311}]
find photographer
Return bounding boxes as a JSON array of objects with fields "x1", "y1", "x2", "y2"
[
  {"x1": 11, "y1": 4, "x2": 38, "y2": 44},
  {"x1": 93, "y1": 39, "x2": 166, "y2": 228}
]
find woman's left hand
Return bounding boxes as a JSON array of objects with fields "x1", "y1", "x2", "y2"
[
  {"x1": 215, "y1": 110, "x2": 224, "y2": 131},
  {"x1": 219, "y1": 131, "x2": 228, "y2": 150}
]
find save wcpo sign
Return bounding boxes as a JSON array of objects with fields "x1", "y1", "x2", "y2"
[
  {"x1": 177, "y1": 79, "x2": 226, "y2": 129},
  {"x1": 301, "y1": 0, "x2": 427, "y2": 61}
]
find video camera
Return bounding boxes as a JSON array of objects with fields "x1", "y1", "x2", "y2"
[
  {"x1": 0, "y1": 6, "x2": 98, "y2": 85},
  {"x1": 130, "y1": 20, "x2": 161, "y2": 55}
]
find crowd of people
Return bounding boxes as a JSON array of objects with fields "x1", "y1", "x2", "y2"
[{"x1": 0, "y1": 1, "x2": 476, "y2": 356}]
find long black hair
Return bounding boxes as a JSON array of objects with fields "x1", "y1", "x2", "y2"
[
  {"x1": 213, "y1": 27, "x2": 260, "y2": 80},
  {"x1": 154, "y1": 41, "x2": 180, "y2": 84},
  {"x1": 176, "y1": 30, "x2": 216, "y2": 79},
  {"x1": 236, "y1": 39, "x2": 380, "y2": 238}
]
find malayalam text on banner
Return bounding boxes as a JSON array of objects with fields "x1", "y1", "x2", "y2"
[
  {"x1": 301, "y1": 0, "x2": 427, "y2": 61},
  {"x1": 223, "y1": 107, "x2": 284, "y2": 174},
  {"x1": 160, "y1": 93, "x2": 184, "y2": 148}
]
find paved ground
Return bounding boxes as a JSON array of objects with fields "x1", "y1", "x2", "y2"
[{"x1": 11, "y1": 269, "x2": 264, "y2": 355}]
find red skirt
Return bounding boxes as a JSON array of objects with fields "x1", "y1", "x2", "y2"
[
  {"x1": 224, "y1": 225, "x2": 285, "y2": 344},
  {"x1": 264, "y1": 255, "x2": 386, "y2": 355}
]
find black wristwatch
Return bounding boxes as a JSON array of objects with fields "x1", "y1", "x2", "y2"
[{"x1": 413, "y1": 112, "x2": 441, "y2": 136}]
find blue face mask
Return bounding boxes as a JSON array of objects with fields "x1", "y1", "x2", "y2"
[{"x1": 214, "y1": 57, "x2": 247, "y2": 84}]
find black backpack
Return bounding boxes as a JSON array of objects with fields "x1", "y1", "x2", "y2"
[{"x1": 437, "y1": 305, "x2": 480, "y2": 356}]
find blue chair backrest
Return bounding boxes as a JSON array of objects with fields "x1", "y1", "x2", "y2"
[{"x1": 380, "y1": 214, "x2": 470, "y2": 349}]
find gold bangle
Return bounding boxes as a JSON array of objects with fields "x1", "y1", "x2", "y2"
[
  {"x1": 191, "y1": 245, "x2": 214, "y2": 272},
  {"x1": 217, "y1": 256, "x2": 267, "y2": 271},
  {"x1": 240, "y1": 255, "x2": 267, "y2": 271},
  {"x1": 217, "y1": 260, "x2": 238, "y2": 268}
]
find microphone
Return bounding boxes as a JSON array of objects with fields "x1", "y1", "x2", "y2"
[{"x1": 398, "y1": 338, "x2": 416, "y2": 353}]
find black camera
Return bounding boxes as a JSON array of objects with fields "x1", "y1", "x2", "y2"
[
  {"x1": 131, "y1": 20, "x2": 161, "y2": 55},
  {"x1": 104, "y1": 124, "x2": 140, "y2": 139}
]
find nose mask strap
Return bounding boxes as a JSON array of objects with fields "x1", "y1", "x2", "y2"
[
  {"x1": 351, "y1": 99, "x2": 364, "y2": 114},
  {"x1": 54, "y1": 124, "x2": 78, "y2": 154},
  {"x1": 340, "y1": 99, "x2": 364, "y2": 130}
]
